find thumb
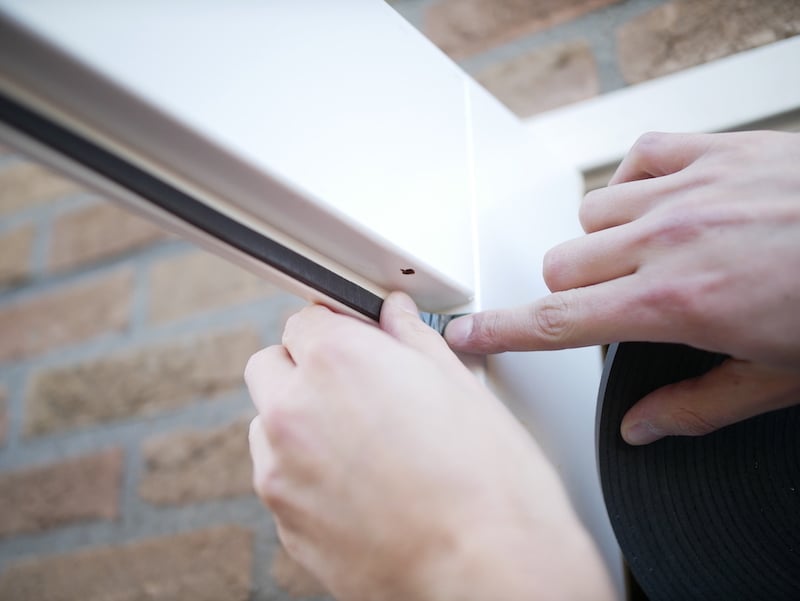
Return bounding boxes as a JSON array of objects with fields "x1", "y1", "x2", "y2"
[
  {"x1": 621, "y1": 359, "x2": 800, "y2": 445},
  {"x1": 380, "y1": 292, "x2": 462, "y2": 368}
]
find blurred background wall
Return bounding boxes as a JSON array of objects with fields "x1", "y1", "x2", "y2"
[{"x1": 0, "y1": 1, "x2": 797, "y2": 599}]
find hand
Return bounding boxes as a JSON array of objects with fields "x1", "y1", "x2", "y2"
[
  {"x1": 445, "y1": 131, "x2": 800, "y2": 443},
  {"x1": 246, "y1": 293, "x2": 613, "y2": 601}
]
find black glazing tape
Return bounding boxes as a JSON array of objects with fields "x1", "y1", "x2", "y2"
[
  {"x1": 0, "y1": 93, "x2": 383, "y2": 322},
  {"x1": 597, "y1": 342, "x2": 800, "y2": 600}
]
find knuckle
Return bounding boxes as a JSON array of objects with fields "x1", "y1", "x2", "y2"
[
  {"x1": 254, "y1": 466, "x2": 287, "y2": 510},
  {"x1": 261, "y1": 404, "x2": 293, "y2": 443},
  {"x1": 638, "y1": 270, "x2": 719, "y2": 334},
  {"x1": 641, "y1": 211, "x2": 702, "y2": 247},
  {"x1": 304, "y1": 334, "x2": 350, "y2": 371},
  {"x1": 244, "y1": 348, "x2": 270, "y2": 384},
  {"x1": 632, "y1": 131, "x2": 667, "y2": 157},
  {"x1": 531, "y1": 293, "x2": 574, "y2": 344},
  {"x1": 639, "y1": 279, "x2": 695, "y2": 322},
  {"x1": 669, "y1": 406, "x2": 720, "y2": 437}
]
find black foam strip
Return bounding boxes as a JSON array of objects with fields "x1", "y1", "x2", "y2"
[
  {"x1": 0, "y1": 93, "x2": 383, "y2": 322},
  {"x1": 597, "y1": 342, "x2": 800, "y2": 600}
]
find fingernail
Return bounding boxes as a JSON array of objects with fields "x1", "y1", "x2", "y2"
[
  {"x1": 389, "y1": 291, "x2": 418, "y2": 315},
  {"x1": 621, "y1": 421, "x2": 661, "y2": 446},
  {"x1": 444, "y1": 315, "x2": 473, "y2": 345}
]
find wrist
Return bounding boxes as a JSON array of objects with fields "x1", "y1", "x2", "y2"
[{"x1": 416, "y1": 513, "x2": 615, "y2": 601}]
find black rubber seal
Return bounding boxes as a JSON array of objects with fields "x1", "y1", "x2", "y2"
[
  {"x1": 0, "y1": 93, "x2": 383, "y2": 322},
  {"x1": 597, "y1": 342, "x2": 800, "y2": 600}
]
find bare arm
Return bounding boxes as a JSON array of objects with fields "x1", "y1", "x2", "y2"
[{"x1": 246, "y1": 293, "x2": 614, "y2": 601}]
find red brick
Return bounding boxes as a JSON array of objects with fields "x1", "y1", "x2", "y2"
[
  {"x1": 139, "y1": 416, "x2": 254, "y2": 505},
  {"x1": 0, "y1": 224, "x2": 34, "y2": 288},
  {"x1": 0, "y1": 386, "x2": 7, "y2": 447},
  {"x1": 148, "y1": 249, "x2": 278, "y2": 324},
  {"x1": 49, "y1": 202, "x2": 167, "y2": 273},
  {"x1": 271, "y1": 544, "x2": 328, "y2": 598},
  {"x1": 0, "y1": 449, "x2": 122, "y2": 538},
  {"x1": 25, "y1": 328, "x2": 261, "y2": 436},
  {"x1": 425, "y1": 0, "x2": 621, "y2": 59},
  {"x1": 0, "y1": 269, "x2": 132, "y2": 363},
  {"x1": 0, "y1": 162, "x2": 81, "y2": 216},
  {"x1": 476, "y1": 40, "x2": 598, "y2": 116},
  {"x1": 617, "y1": 0, "x2": 800, "y2": 84},
  {"x1": 0, "y1": 525, "x2": 253, "y2": 601}
]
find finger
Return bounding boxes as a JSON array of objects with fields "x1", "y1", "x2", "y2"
[
  {"x1": 379, "y1": 292, "x2": 463, "y2": 370},
  {"x1": 543, "y1": 224, "x2": 639, "y2": 292},
  {"x1": 244, "y1": 345, "x2": 295, "y2": 415},
  {"x1": 248, "y1": 416, "x2": 308, "y2": 536},
  {"x1": 445, "y1": 275, "x2": 673, "y2": 354},
  {"x1": 580, "y1": 171, "x2": 688, "y2": 233},
  {"x1": 621, "y1": 360, "x2": 800, "y2": 445},
  {"x1": 281, "y1": 304, "x2": 379, "y2": 365},
  {"x1": 609, "y1": 132, "x2": 712, "y2": 186},
  {"x1": 249, "y1": 416, "x2": 275, "y2": 497}
]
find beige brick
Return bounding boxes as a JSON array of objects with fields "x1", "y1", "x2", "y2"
[
  {"x1": 0, "y1": 386, "x2": 7, "y2": 447},
  {"x1": 617, "y1": 0, "x2": 800, "y2": 84},
  {"x1": 0, "y1": 162, "x2": 82, "y2": 216},
  {"x1": 271, "y1": 544, "x2": 327, "y2": 598},
  {"x1": 476, "y1": 40, "x2": 598, "y2": 117},
  {"x1": 425, "y1": 0, "x2": 621, "y2": 59},
  {"x1": 0, "y1": 269, "x2": 132, "y2": 363},
  {"x1": 50, "y1": 202, "x2": 167, "y2": 273},
  {"x1": 25, "y1": 328, "x2": 261, "y2": 436},
  {"x1": 0, "y1": 224, "x2": 34, "y2": 288},
  {"x1": 139, "y1": 416, "x2": 254, "y2": 505},
  {"x1": 0, "y1": 525, "x2": 253, "y2": 601},
  {"x1": 0, "y1": 449, "x2": 122, "y2": 538},
  {"x1": 148, "y1": 250, "x2": 277, "y2": 324}
]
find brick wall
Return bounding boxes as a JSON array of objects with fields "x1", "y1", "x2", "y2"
[
  {"x1": 0, "y1": 153, "x2": 326, "y2": 600},
  {"x1": 1, "y1": 3, "x2": 798, "y2": 600},
  {"x1": 392, "y1": 0, "x2": 800, "y2": 116}
]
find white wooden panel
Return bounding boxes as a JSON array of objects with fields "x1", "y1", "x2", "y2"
[
  {"x1": 525, "y1": 37, "x2": 800, "y2": 171},
  {"x1": 0, "y1": 0, "x2": 477, "y2": 311},
  {"x1": 466, "y1": 80, "x2": 622, "y2": 591}
]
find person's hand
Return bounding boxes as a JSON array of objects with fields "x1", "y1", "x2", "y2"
[
  {"x1": 445, "y1": 131, "x2": 800, "y2": 444},
  {"x1": 245, "y1": 292, "x2": 613, "y2": 601}
]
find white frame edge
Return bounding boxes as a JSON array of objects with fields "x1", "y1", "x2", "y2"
[{"x1": 524, "y1": 36, "x2": 800, "y2": 172}]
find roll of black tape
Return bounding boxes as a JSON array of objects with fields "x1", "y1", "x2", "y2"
[{"x1": 597, "y1": 342, "x2": 800, "y2": 601}]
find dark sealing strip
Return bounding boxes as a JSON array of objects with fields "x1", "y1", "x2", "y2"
[
  {"x1": 0, "y1": 93, "x2": 383, "y2": 322},
  {"x1": 597, "y1": 342, "x2": 800, "y2": 601}
]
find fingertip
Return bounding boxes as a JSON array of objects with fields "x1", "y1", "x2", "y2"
[
  {"x1": 384, "y1": 291, "x2": 419, "y2": 316},
  {"x1": 380, "y1": 291, "x2": 421, "y2": 331},
  {"x1": 443, "y1": 315, "x2": 473, "y2": 349},
  {"x1": 620, "y1": 420, "x2": 663, "y2": 446}
]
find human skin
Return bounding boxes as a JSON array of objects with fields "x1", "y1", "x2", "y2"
[
  {"x1": 445, "y1": 131, "x2": 800, "y2": 445},
  {"x1": 246, "y1": 293, "x2": 614, "y2": 601}
]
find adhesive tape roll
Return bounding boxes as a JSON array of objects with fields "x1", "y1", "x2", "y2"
[{"x1": 597, "y1": 342, "x2": 800, "y2": 601}]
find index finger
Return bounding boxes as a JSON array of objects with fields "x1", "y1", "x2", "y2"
[{"x1": 444, "y1": 275, "x2": 691, "y2": 353}]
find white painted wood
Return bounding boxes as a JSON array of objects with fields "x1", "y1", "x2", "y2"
[
  {"x1": 0, "y1": 0, "x2": 478, "y2": 312},
  {"x1": 466, "y1": 81, "x2": 621, "y2": 585},
  {"x1": 524, "y1": 37, "x2": 800, "y2": 171}
]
